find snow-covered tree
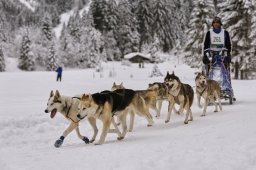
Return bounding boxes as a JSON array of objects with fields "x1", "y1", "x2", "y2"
[
  {"x1": 46, "y1": 43, "x2": 58, "y2": 71},
  {"x1": 219, "y1": 0, "x2": 253, "y2": 79},
  {"x1": 152, "y1": 0, "x2": 175, "y2": 51},
  {"x1": 41, "y1": 13, "x2": 53, "y2": 41},
  {"x1": 0, "y1": 46, "x2": 5, "y2": 72},
  {"x1": 115, "y1": 0, "x2": 140, "y2": 56},
  {"x1": 103, "y1": 31, "x2": 121, "y2": 61},
  {"x1": 219, "y1": 0, "x2": 253, "y2": 60},
  {"x1": 168, "y1": 0, "x2": 192, "y2": 50},
  {"x1": 135, "y1": 0, "x2": 154, "y2": 51},
  {"x1": 183, "y1": 0, "x2": 215, "y2": 68},
  {"x1": 90, "y1": 0, "x2": 109, "y2": 32},
  {"x1": 18, "y1": 35, "x2": 35, "y2": 71},
  {"x1": 149, "y1": 64, "x2": 163, "y2": 77},
  {"x1": 249, "y1": 0, "x2": 256, "y2": 73}
]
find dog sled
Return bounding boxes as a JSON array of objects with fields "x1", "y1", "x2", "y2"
[{"x1": 204, "y1": 49, "x2": 235, "y2": 104}]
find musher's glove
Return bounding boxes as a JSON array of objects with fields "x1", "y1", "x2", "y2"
[
  {"x1": 226, "y1": 54, "x2": 231, "y2": 63},
  {"x1": 203, "y1": 55, "x2": 210, "y2": 64}
]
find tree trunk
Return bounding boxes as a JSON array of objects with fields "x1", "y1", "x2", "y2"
[
  {"x1": 234, "y1": 61, "x2": 239, "y2": 79},
  {"x1": 240, "y1": 70, "x2": 244, "y2": 80}
]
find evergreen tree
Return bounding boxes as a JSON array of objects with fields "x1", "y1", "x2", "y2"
[
  {"x1": 90, "y1": 0, "x2": 109, "y2": 32},
  {"x1": 149, "y1": 64, "x2": 163, "y2": 77},
  {"x1": 0, "y1": 46, "x2": 5, "y2": 72},
  {"x1": 115, "y1": 0, "x2": 140, "y2": 56},
  {"x1": 183, "y1": 0, "x2": 215, "y2": 68},
  {"x1": 249, "y1": 0, "x2": 256, "y2": 73},
  {"x1": 219, "y1": 0, "x2": 253, "y2": 79},
  {"x1": 41, "y1": 13, "x2": 53, "y2": 41},
  {"x1": 219, "y1": 0, "x2": 253, "y2": 60},
  {"x1": 152, "y1": 0, "x2": 175, "y2": 51},
  {"x1": 18, "y1": 35, "x2": 35, "y2": 71},
  {"x1": 135, "y1": 0, "x2": 154, "y2": 51},
  {"x1": 46, "y1": 43, "x2": 58, "y2": 71}
]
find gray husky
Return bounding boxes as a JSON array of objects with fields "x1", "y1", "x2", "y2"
[
  {"x1": 195, "y1": 71, "x2": 222, "y2": 116},
  {"x1": 164, "y1": 71, "x2": 194, "y2": 124}
]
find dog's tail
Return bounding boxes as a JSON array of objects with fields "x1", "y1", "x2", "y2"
[
  {"x1": 188, "y1": 86, "x2": 194, "y2": 107},
  {"x1": 143, "y1": 90, "x2": 157, "y2": 105}
]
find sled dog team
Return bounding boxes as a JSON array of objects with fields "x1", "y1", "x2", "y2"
[{"x1": 45, "y1": 71, "x2": 222, "y2": 147}]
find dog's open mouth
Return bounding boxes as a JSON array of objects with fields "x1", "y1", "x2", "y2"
[{"x1": 51, "y1": 108, "x2": 57, "y2": 118}]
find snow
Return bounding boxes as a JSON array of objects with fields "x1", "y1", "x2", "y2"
[
  {"x1": 19, "y1": 0, "x2": 36, "y2": 12},
  {"x1": 53, "y1": 0, "x2": 92, "y2": 39},
  {"x1": 124, "y1": 52, "x2": 151, "y2": 60},
  {"x1": 1, "y1": 55, "x2": 256, "y2": 170},
  {"x1": 53, "y1": 10, "x2": 74, "y2": 39}
]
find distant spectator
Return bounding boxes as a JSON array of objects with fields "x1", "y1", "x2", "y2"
[{"x1": 56, "y1": 66, "x2": 63, "y2": 82}]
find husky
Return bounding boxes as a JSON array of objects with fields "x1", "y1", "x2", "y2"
[
  {"x1": 77, "y1": 89, "x2": 154, "y2": 145},
  {"x1": 195, "y1": 71, "x2": 222, "y2": 116},
  {"x1": 164, "y1": 71, "x2": 194, "y2": 124},
  {"x1": 112, "y1": 82, "x2": 157, "y2": 132},
  {"x1": 147, "y1": 82, "x2": 180, "y2": 117},
  {"x1": 44, "y1": 90, "x2": 98, "y2": 147}
]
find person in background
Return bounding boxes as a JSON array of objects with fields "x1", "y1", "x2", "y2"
[{"x1": 56, "y1": 66, "x2": 63, "y2": 82}]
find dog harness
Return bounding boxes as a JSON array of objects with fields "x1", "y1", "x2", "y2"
[
  {"x1": 64, "y1": 97, "x2": 81, "y2": 123},
  {"x1": 196, "y1": 86, "x2": 207, "y2": 97}
]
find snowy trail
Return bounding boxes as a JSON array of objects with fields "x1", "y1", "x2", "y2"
[{"x1": 0, "y1": 57, "x2": 256, "y2": 170}]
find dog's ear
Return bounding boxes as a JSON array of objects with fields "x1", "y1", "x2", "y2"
[
  {"x1": 201, "y1": 71, "x2": 205, "y2": 76},
  {"x1": 50, "y1": 90, "x2": 54, "y2": 97},
  {"x1": 82, "y1": 94, "x2": 91, "y2": 101},
  {"x1": 81, "y1": 93, "x2": 87, "y2": 101},
  {"x1": 172, "y1": 71, "x2": 175, "y2": 75},
  {"x1": 55, "y1": 90, "x2": 60, "y2": 98},
  {"x1": 120, "y1": 82, "x2": 125, "y2": 88}
]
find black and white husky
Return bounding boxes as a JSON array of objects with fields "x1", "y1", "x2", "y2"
[{"x1": 164, "y1": 71, "x2": 194, "y2": 124}]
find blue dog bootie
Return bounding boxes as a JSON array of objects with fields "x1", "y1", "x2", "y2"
[
  {"x1": 54, "y1": 136, "x2": 64, "y2": 148},
  {"x1": 83, "y1": 136, "x2": 90, "y2": 144}
]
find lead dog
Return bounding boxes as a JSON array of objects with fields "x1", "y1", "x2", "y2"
[
  {"x1": 164, "y1": 71, "x2": 194, "y2": 124},
  {"x1": 112, "y1": 82, "x2": 157, "y2": 132},
  {"x1": 44, "y1": 90, "x2": 98, "y2": 147},
  {"x1": 195, "y1": 71, "x2": 222, "y2": 116},
  {"x1": 77, "y1": 89, "x2": 154, "y2": 145}
]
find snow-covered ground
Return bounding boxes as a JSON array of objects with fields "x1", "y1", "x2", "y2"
[{"x1": 0, "y1": 56, "x2": 256, "y2": 170}]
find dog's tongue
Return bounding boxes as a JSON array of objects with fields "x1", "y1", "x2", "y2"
[{"x1": 50, "y1": 109, "x2": 57, "y2": 118}]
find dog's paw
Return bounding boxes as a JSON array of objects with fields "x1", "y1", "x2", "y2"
[
  {"x1": 165, "y1": 120, "x2": 170, "y2": 123},
  {"x1": 54, "y1": 139, "x2": 63, "y2": 148},
  {"x1": 117, "y1": 136, "x2": 124, "y2": 140},
  {"x1": 94, "y1": 142, "x2": 103, "y2": 145},
  {"x1": 184, "y1": 121, "x2": 188, "y2": 124},
  {"x1": 89, "y1": 139, "x2": 95, "y2": 143},
  {"x1": 82, "y1": 136, "x2": 90, "y2": 144}
]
